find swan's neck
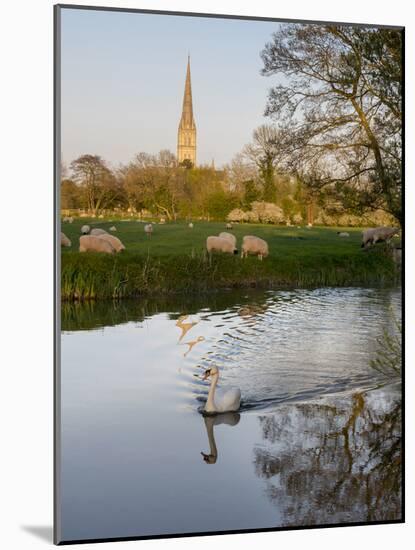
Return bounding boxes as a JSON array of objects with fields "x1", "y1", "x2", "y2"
[
  {"x1": 204, "y1": 417, "x2": 218, "y2": 459},
  {"x1": 206, "y1": 373, "x2": 219, "y2": 412}
]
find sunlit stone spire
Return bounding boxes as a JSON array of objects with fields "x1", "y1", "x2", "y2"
[{"x1": 177, "y1": 56, "x2": 196, "y2": 166}]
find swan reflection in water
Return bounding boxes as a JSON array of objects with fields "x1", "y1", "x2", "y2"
[
  {"x1": 200, "y1": 412, "x2": 240, "y2": 465},
  {"x1": 181, "y1": 335, "x2": 205, "y2": 357},
  {"x1": 175, "y1": 315, "x2": 198, "y2": 342}
]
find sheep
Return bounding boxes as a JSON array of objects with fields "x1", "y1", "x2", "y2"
[
  {"x1": 226, "y1": 223, "x2": 233, "y2": 230},
  {"x1": 159, "y1": 218, "x2": 166, "y2": 225},
  {"x1": 109, "y1": 226, "x2": 117, "y2": 232},
  {"x1": 79, "y1": 235, "x2": 115, "y2": 254},
  {"x1": 361, "y1": 227, "x2": 400, "y2": 249},
  {"x1": 80, "y1": 224, "x2": 90, "y2": 235},
  {"x1": 206, "y1": 236, "x2": 238, "y2": 255},
  {"x1": 90, "y1": 228, "x2": 108, "y2": 236},
  {"x1": 62, "y1": 216, "x2": 73, "y2": 223},
  {"x1": 188, "y1": 222, "x2": 194, "y2": 229},
  {"x1": 144, "y1": 223, "x2": 153, "y2": 238},
  {"x1": 61, "y1": 232, "x2": 71, "y2": 247},
  {"x1": 337, "y1": 232, "x2": 350, "y2": 237},
  {"x1": 97, "y1": 233, "x2": 125, "y2": 253},
  {"x1": 218, "y1": 232, "x2": 237, "y2": 248},
  {"x1": 241, "y1": 235, "x2": 269, "y2": 260}
]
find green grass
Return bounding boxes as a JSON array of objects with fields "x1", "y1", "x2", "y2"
[{"x1": 61, "y1": 219, "x2": 400, "y2": 300}]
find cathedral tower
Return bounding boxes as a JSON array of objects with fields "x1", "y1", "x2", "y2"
[{"x1": 177, "y1": 56, "x2": 196, "y2": 166}]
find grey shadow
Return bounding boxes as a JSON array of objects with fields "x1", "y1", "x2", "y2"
[{"x1": 21, "y1": 525, "x2": 53, "y2": 543}]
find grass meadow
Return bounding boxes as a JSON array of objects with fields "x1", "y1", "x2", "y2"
[{"x1": 61, "y1": 219, "x2": 399, "y2": 300}]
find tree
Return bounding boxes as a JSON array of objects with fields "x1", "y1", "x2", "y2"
[
  {"x1": 70, "y1": 154, "x2": 119, "y2": 215},
  {"x1": 225, "y1": 153, "x2": 258, "y2": 195},
  {"x1": 243, "y1": 125, "x2": 285, "y2": 202},
  {"x1": 61, "y1": 178, "x2": 81, "y2": 209},
  {"x1": 180, "y1": 158, "x2": 193, "y2": 169},
  {"x1": 243, "y1": 179, "x2": 261, "y2": 209},
  {"x1": 261, "y1": 25, "x2": 402, "y2": 224}
]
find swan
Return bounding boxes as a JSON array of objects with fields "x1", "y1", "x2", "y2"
[{"x1": 202, "y1": 366, "x2": 241, "y2": 414}]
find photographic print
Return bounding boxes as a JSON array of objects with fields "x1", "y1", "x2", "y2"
[{"x1": 55, "y1": 4, "x2": 404, "y2": 544}]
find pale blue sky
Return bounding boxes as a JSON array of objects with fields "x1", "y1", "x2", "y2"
[{"x1": 61, "y1": 8, "x2": 282, "y2": 168}]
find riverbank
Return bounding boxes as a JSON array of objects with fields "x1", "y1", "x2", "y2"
[{"x1": 60, "y1": 221, "x2": 399, "y2": 300}]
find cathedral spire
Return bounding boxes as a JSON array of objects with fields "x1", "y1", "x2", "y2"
[{"x1": 177, "y1": 56, "x2": 196, "y2": 166}]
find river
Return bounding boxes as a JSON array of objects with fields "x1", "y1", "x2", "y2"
[{"x1": 59, "y1": 287, "x2": 402, "y2": 541}]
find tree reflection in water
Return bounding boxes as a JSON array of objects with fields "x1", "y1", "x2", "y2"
[{"x1": 254, "y1": 386, "x2": 401, "y2": 526}]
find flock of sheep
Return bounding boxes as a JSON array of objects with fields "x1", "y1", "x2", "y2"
[{"x1": 60, "y1": 221, "x2": 400, "y2": 259}]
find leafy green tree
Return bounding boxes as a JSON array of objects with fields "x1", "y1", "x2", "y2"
[{"x1": 243, "y1": 179, "x2": 261, "y2": 209}]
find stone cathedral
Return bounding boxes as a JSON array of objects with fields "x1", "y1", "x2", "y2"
[{"x1": 177, "y1": 56, "x2": 197, "y2": 166}]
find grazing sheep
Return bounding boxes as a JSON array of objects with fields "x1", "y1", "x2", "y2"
[
  {"x1": 188, "y1": 222, "x2": 194, "y2": 229},
  {"x1": 241, "y1": 235, "x2": 269, "y2": 260},
  {"x1": 361, "y1": 227, "x2": 400, "y2": 249},
  {"x1": 206, "y1": 236, "x2": 238, "y2": 255},
  {"x1": 109, "y1": 226, "x2": 117, "y2": 232},
  {"x1": 81, "y1": 224, "x2": 90, "y2": 235},
  {"x1": 79, "y1": 235, "x2": 115, "y2": 254},
  {"x1": 90, "y1": 228, "x2": 108, "y2": 236},
  {"x1": 337, "y1": 232, "x2": 350, "y2": 237},
  {"x1": 61, "y1": 232, "x2": 71, "y2": 247},
  {"x1": 62, "y1": 216, "x2": 73, "y2": 223},
  {"x1": 159, "y1": 218, "x2": 166, "y2": 225},
  {"x1": 144, "y1": 223, "x2": 153, "y2": 238},
  {"x1": 97, "y1": 233, "x2": 125, "y2": 253},
  {"x1": 218, "y1": 232, "x2": 237, "y2": 248},
  {"x1": 226, "y1": 223, "x2": 233, "y2": 230}
]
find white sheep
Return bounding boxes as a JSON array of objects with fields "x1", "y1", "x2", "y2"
[
  {"x1": 90, "y1": 228, "x2": 108, "y2": 236},
  {"x1": 61, "y1": 232, "x2": 71, "y2": 247},
  {"x1": 337, "y1": 232, "x2": 350, "y2": 237},
  {"x1": 206, "y1": 236, "x2": 238, "y2": 255},
  {"x1": 159, "y1": 218, "x2": 166, "y2": 225},
  {"x1": 109, "y1": 226, "x2": 117, "y2": 232},
  {"x1": 144, "y1": 223, "x2": 153, "y2": 238},
  {"x1": 361, "y1": 227, "x2": 400, "y2": 249},
  {"x1": 79, "y1": 235, "x2": 115, "y2": 254},
  {"x1": 226, "y1": 223, "x2": 233, "y2": 230},
  {"x1": 188, "y1": 222, "x2": 194, "y2": 229},
  {"x1": 81, "y1": 224, "x2": 90, "y2": 235},
  {"x1": 97, "y1": 233, "x2": 125, "y2": 253},
  {"x1": 241, "y1": 235, "x2": 269, "y2": 260},
  {"x1": 62, "y1": 216, "x2": 73, "y2": 223},
  {"x1": 218, "y1": 232, "x2": 237, "y2": 248}
]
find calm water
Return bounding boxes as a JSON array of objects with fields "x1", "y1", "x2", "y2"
[{"x1": 59, "y1": 287, "x2": 402, "y2": 541}]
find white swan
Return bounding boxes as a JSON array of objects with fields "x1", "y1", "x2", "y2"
[{"x1": 202, "y1": 366, "x2": 241, "y2": 414}]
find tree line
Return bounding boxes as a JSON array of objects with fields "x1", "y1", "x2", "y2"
[{"x1": 62, "y1": 25, "x2": 402, "y2": 225}]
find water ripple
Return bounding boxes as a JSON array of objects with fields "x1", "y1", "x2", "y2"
[{"x1": 184, "y1": 287, "x2": 401, "y2": 412}]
